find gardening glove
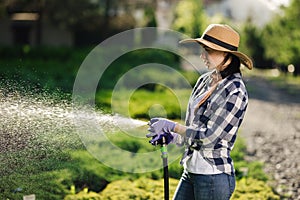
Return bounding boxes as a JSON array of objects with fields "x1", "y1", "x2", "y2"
[
  {"x1": 146, "y1": 118, "x2": 176, "y2": 146},
  {"x1": 148, "y1": 132, "x2": 174, "y2": 146},
  {"x1": 147, "y1": 117, "x2": 176, "y2": 134}
]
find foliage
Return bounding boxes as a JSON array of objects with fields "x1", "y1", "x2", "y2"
[
  {"x1": 173, "y1": 0, "x2": 207, "y2": 38},
  {"x1": 98, "y1": 48, "x2": 181, "y2": 90},
  {"x1": 97, "y1": 89, "x2": 191, "y2": 120},
  {"x1": 0, "y1": 46, "x2": 89, "y2": 93},
  {"x1": 97, "y1": 177, "x2": 178, "y2": 200},
  {"x1": 233, "y1": 178, "x2": 280, "y2": 200},
  {"x1": 105, "y1": 130, "x2": 184, "y2": 179},
  {"x1": 65, "y1": 190, "x2": 102, "y2": 200},
  {"x1": 0, "y1": 171, "x2": 68, "y2": 199},
  {"x1": 0, "y1": 114, "x2": 278, "y2": 200},
  {"x1": 65, "y1": 177, "x2": 175, "y2": 200},
  {"x1": 0, "y1": 151, "x2": 72, "y2": 199},
  {"x1": 240, "y1": 21, "x2": 273, "y2": 68},
  {"x1": 128, "y1": 89, "x2": 186, "y2": 120},
  {"x1": 0, "y1": 46, "x2": 281, "y2": 200},
  {"x1": 65, "y1": 178, "x2": 178, "y2": 200},
  {"x1": 44, "y1": 0, "x2": 101, "y2": 30},
  {"x1": 92, "y1": 135, "x2": 277, "y2": 200},
  {"x1": 0, "y1": 46, "x2": 182, "y2": 94},
  {"x1": 67, "y1": 176, "x2": 280, "y2": 200},
  {"x1": 144, "y1": 6, "x2": 157, "y2": 27},
  {"x1": 261, "y1": 0, "x2": 300, "y2": 75},
  {"x1": 61, "y1": 133, "x2": 276, "y2": 199},
  {"x1": 107, "y1": 131, "x2": 154, "y2": 154},
  {"x1": 96, "y1": 67, "x2": 199, "y2": 118}
]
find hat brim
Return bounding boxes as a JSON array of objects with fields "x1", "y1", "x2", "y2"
[{"x1": 180, "y1": 38, "x2": 253, "y2": 70}]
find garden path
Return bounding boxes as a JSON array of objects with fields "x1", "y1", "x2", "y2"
[{"x1": 240, "y1": 75, "x2": 300, "y2": 200}]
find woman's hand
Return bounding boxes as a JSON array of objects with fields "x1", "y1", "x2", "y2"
[
  {"x1": 146, "y1": 118, "x2": 176, "y2": 145},
  {"x1": 147, "y1": 118, "x2": 176, "y2": 134}
]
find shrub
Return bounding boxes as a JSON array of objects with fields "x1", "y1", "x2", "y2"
[
  {"x1": 96, "y1": 89, "x2": 190, "y2": 120},
  {"x1": 64, "y1": 177, "x2": 280, "y2": 200},
  {"x1": 98, "y1": 177, "x2": 179, "y2": 200},
  {"x1": 64, "y1": 190, "x2": 102, "y2": 200},
  {"x1": 97, "y1": 48, "x2": 181, "y2": 90},
  {"x1": 232, "y1": 178, "x2": 280, "y2": 200}
]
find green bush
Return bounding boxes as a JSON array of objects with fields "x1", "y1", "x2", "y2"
[
  {"x1": 233, "y1": 178, "x2": 280, "y2": 200},
  {"x1": 108, "y1": 131, "x2": 153, "y2": 153},
  {"x1": 88, "y1": 48, "x2": 181, "y2": 90},
  {"x1": 67, "y1": 177, "x2": 279, "y2": 200},
  {"x1": 0, "y1": 124, "x2": 278, "y2": 200},
  {"x1": 65, "y1": 190, "x2": 102, "y2": 200},
  {"x1": 98, "y1": 177, "x2": 179, "y2": 200},
  {"x1": 96, "y1": 89, "x2": 190, "y2": 120}
]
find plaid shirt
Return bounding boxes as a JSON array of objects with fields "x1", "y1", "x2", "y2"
[{"x1": 178, "y1": 72, "x2": 248, "y2": 175}]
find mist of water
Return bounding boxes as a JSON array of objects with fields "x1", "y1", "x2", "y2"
[
  {"x1": 0, "y1": 82, "x2": 149, "y2": 177},
  {"x1": 0, "y1": 79, "x2": 185, "y2": 182}
]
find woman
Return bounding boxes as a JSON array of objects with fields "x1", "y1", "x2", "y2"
[{"x1": 147, "y1": 24, "x2": 253, "y2": 200}]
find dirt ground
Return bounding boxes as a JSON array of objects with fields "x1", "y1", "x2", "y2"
[{"x1": 240, "y1": 75, "x2": 300, "y2": 200}]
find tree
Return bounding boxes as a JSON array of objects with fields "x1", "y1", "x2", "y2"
[
  {"x1": 172, "y1": 0, "x2": 207, "y2": 38},
  {"x1": 262, "y1": 0, "x2": 300, "y2": 75},
  {"x1": 240, "y1": 20, "x2": 273, "y2": 68}
]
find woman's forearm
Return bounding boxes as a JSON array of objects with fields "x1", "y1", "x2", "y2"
[{"x1": 174, "y1": 123, "x2": 187, "y2": 136}]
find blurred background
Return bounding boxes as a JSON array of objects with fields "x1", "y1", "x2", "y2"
[
  {"x1": 0, "y1": 0, "x2": 299, "y2": 199},
  {"x1": 0, "y1": 0, "x2": 299, "y2": 93},
  {"x1": 0, "y1": 0, "x2": 299, "y2": 72}
]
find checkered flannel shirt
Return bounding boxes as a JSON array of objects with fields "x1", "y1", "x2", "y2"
[{"x1": 178, "y1": 72, "x2": 248, "y2": 175}]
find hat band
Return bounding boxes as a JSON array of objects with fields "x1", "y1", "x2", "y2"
[{"x1": 203, "y1": 34, "x2": 238, "y2": 51}]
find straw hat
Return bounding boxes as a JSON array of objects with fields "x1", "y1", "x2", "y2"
[{"x1": 180, "y1": 24, "x2": 253, "y2": 70}]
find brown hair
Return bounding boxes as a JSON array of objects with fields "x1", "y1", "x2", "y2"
[{"x1": 220, "y1": 54, "x2": 241, "y2": 79}]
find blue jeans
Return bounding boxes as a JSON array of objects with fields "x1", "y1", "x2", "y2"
[{"x1": 173, "y1": 171, "x2": 235, "y2": 200}]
